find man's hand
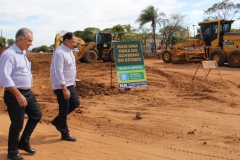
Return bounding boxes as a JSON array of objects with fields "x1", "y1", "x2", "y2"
[
  {"x1": 61, "y1": 84, "x2": 70, "y2": 99},
  {"x1": 6, "y1": 87, "x2": 28, "y2": 107},
  {"x1": 63, "y1": 88, "x2": 70, "y2": 100},
  {"x1": 16, "y1": 94, "x2": 28, "y2": 107}
]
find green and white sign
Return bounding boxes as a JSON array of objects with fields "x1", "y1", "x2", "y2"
[{"x1": 113, "y1": 41, "x2": 148, "y2": 89}]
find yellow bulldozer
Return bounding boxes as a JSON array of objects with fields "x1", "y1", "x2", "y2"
[
  {"x1": 162, "y1": 19, "x2": 240, "y2": 68},
  {"x1": 55, "y1": 33, "x2": 115, "y2": 63}
]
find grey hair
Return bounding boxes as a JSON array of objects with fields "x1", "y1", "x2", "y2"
[{"x1": 15, "y1": 28, "x2": 33, "y2": 41}]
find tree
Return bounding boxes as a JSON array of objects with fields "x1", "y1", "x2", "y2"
[
  {"x1": 75, "y1": 27, "x2": 101, "y2": 42},
  {"x1": 111, "y1": 24, "x2": 125, "y2": 41},
  {"x1": 0, "y1": 37, "x2": 6, "y2": 47},
  {"x1": 159, "y1": 13, "x2": 187, "y2": 48},
  {"x1": 74, "y1": 30, "x2": 83, "y2": 38},
  {"x1": 136, "y1": 28, "x2": 151, "y2": 50},
  {"x1": 7, "y1": 39, "x2": 15, "y2": 46},
  {"x1": 32, "y1": 45, "x2": 48, "y2": 53},
  {"x1": 85, "y1": 27, "x2": 101, "y2": 35},
  {"x1": 204, "y1": 0, "x2": 240, "y2": 20},
  {"x1": 39, "y1": 45, "x2": 48, "y2": 52},
  {"x1": 231, "y1": 28, "x2": 240, "y2": 33},
  {"x1": 102, "y1": 28, "x2": 112, "y2": 33},
  {"x1": 135, "y1": 5, "x2": 166, "y2": 53},
  {"x1": 121, "y1": 24, "x2": 139, "y2": 41}
]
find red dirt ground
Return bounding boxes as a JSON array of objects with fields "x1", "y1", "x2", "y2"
[{"x1": 0, "y1": 54, "x2": 240, "y2": 160}]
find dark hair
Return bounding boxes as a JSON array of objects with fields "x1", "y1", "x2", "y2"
[
  {"x1": 15, "y1": 28, "x2": 33, "y2": 42},
  {"x1": 63, "y1": 32, "x2": 75, "y2": 41}
]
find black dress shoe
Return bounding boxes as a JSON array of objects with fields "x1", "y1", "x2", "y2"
[
  {"x1": 61, "y1": 135, "x2": 77, "y2": 141},
  {"x1": 18, "y1": 145, "x2": 36, "y2": 154},
  {"x1": 50, "y1": 119, "x2": 60, "y2": 132},
  {"x1": 7, "y1": 154, "x2": 24, "y2": 160}
]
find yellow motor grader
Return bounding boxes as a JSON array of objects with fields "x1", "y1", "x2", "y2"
[
  {"x1": 55, "y1": 33, "x2": 115, "y2": 63},
  {"x1": 162, "y1": 19, "x2": 240, "y2": 68},
  {"x1": 162, "y1": 38, "x2": 205, "y2": 63},
  {"x1": 199, "y1": 19, "x2": 240, "y2": 68}
]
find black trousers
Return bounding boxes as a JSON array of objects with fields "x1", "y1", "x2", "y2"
[
  {"x1": 53, "y1": 85, "x2": 80, "y2": 137},
  {"x1": 4, "y1": 90, "x2": 42, "y2": 155}
]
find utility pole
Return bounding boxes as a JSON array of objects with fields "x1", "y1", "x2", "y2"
[{"x1": 192, "y1": 25, "x2": 196, "y2": 38}]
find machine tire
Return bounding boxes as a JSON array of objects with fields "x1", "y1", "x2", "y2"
[
  {"x1": 108, "y1": 51, "x2": 115, "y2": 62},
  {"x1": 83, "y1": 50, "x2": 97, "y2": 63},
  {"x1": 79, "y1": 58, "x2": 85, "y2": 63},
  {"x1": 102, "y1": 58, "x2": 108, "y2": 62},
  {"x1": 227, "y1": 50, "x2": 240, "y2": 68},
  {"x1": 162, "y1": 50, "x2": 173, "y2": 63},
  {"x1": 209, "y1": 49, "x2": 226, "y2": 66}
]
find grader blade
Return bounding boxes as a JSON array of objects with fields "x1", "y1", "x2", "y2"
[
  {"x1": 172, "y1": 54, "x2": 187, "y2": 63},
  {"x1": 171, "y1": 48, "x2": 205, "y2": 63},
  {"x1": 186, "y1": 49, "x2": 206, "y2": 62}
]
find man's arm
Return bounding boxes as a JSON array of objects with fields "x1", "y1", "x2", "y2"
[
  {"x1": 0, "y1": 54, "x2": 28, "y2": 107},
  {"x1": 6, "y1": 87, "x2": 28, "y2": 107},
  {"x1": 53, "y1": 52, "x2": 70, "y2": 99},
  {"x1": 61, "y1": 84, "x2": 70, "y2": 100}
]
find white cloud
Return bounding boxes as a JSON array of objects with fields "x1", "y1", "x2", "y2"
[{"x1": 0, "y1": 0, "x2": 239, "y2": 48}]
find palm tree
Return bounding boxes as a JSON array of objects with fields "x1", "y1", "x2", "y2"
[{"x1": 136, "y1": 5, "x2": 165, "y2": 54}]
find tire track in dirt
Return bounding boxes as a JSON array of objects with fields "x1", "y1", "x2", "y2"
[{"x1": 145, "y1": 66, "x2": 235, "y2": 105}]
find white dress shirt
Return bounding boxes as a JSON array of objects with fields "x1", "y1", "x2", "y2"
[
  {"x1": 50, "y1": 43, "x2": 76, "y2": 90},
  {"x1": 0, "y1": 44, "x2": 32, "y2": 89}
]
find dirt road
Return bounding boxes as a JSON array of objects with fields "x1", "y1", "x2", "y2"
[{"x1": 0, "y1": 54, "x2": 239, "y2": 160}]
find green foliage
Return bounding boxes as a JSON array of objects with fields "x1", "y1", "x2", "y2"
[
  {"x1": 135, "y1": 5, "x2": 166, "y2": 51},
  {"x1": 39, "y1": 45, "x2": 48, "y2": 52},
  {"x1": 231, "y1": 28, "x2": 240, "y2": 32},
  {"x1": 80, "y1": 30, "x2": 95, "y2": 42},
  {"x1": 0, "y1": 37, "x2": 7, "y2": 47},
  {"x1": 74, "y1": 27, "x2": 101, "y2": 42},
  {"x1": 74, "y1": 30, "x2": 83, "y2": 37},
  {"x1": 85, "y1": 27, "x2": 101, "y2": 34},
  {"x1": 32, "y1": 45, "x2": 48, "y2": 53},
  {"x1": 112, "y1": 24, "x2": 125, "y2": 41},
  {"x1": 135, "y1": 5, "x2": 166, "y2": 28},
  {"x1": 32, "y1": 47, "x2": 38, "y2": 52},
  {"x1": 170, "y1": 35, "x2": 187, "y2": 45},
  {"x1": 82, "y1": 28, "x2": 98, "y2": 42},
  {"x1": 136, "y1": 28, "x2": 151, "y2": 47},
  {"x1": 204, "y1": 0, "x2": 240, "y2": 20},
  {"x1": 159, "y1": 13, "x2": 187, "y2": 48},
  {"x1": 122, "y1": 24, "x2": 139, "y2": 41},
  {"x1": 102, "y1": 28, "x2": 112, "y2": 33},
  {"x1": 7, "y1": 39, "x2": 15, "y2": 46}
]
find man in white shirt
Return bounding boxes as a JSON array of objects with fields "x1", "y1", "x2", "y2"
[
  {"x1": 0, "y1": 28, "x2": 42, "y2": 160},
  {"x1": 50, "y1": 32, "x2": 80, "y2": 141}
]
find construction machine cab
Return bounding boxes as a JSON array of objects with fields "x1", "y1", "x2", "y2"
[
  {"x1": 198, "y1": 20, "x2": 233, "y2": 48},
  {"x1": 95, "y1": 33, "x2": 114, "y2": 61},
  {"x1": 96, "y1": 33, "x2": 112, "y2": 50},
  {"x1": 198, "y1": 19, "x2": 240, "y2": 67},
  {"x1": 54, "y1": 32, "x2": 115, "y2": 63}
]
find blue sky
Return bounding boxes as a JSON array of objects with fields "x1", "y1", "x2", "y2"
[{"x1": 0, "y1": 0, "x2": 239, "y2": 49}]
